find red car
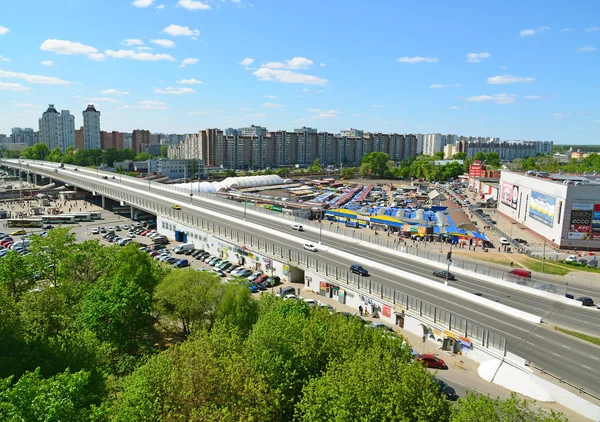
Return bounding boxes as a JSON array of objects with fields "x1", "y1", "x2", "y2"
[
  {"x1": 416, "y1": 354, "x2": 448, "y2": 370},
  {"x1": 141, "y1": 230, "x2": 151, "y2": 236},
  {"x1": 256, "y1": 274, "x2": 270, "y2": 284}
]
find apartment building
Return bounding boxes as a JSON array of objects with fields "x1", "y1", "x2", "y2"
[
  {"x1": 423, "y1": 133, "x2": 447, "y2": 156},
  {"x1": 38, "y1": 104, "x2": 75, "y2": 152},
  {"x1": 82, "y1": 104, "x2": 101, "y2": 149},
  {"x1": 11, "y1": 128, "x2": 39, "y2": 146},
  {"x1": 132, "y1": 129, "x2": 151, "y2": 153}
]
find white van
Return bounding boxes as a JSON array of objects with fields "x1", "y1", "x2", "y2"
[{"x1": 173, "y1": 242, "x2": 194, "y2": 254}]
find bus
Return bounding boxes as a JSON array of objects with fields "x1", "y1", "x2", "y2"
[
  {"x1": 6, "y1": 218, "x2": 44, "y2": 228},
  {"x1": 112, "y1": 206, "x2": 131, "y2": 215},
  {"x1": 71, "y1": 212, "x2": 93, "y2": 222},
  {"x1": 88, "y1": 211, "x2": 101, "y2": 220},
  {"x1": 40, "y1": 215, "x2": 76, "y2": 224}
]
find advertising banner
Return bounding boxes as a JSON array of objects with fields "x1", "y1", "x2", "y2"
[
  {"x1": 568, "y1": 203, "x2": 600, "y2": 242},
  {"x1": 501, "y1": 182, "x2": 519, "y2": 209},
  {"x1": 528, "y1": 191, "x2": 556, "y2": 227}
]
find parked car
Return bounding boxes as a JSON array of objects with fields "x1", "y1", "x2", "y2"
[
  {"x1": 432, "y1": 270, "x2": 455, "y2": 280},
  {"x1": 499, "y1": 237, "x2": 510, "y2": 245},
  {"x1": 350, "y1": 264, "x2": 369, "y2": 276},
  {"x1": 264, "y1": 276, "x2": 281, "y2": 287},
  {"x1": 248, "y1": 272, "x2": 263, "y2": 282},
  {"x1": 291, "y1": 224, "x2": 304, "y2": 231},
  {"x1": 513, "y1": 238, "x2": 528, "y2": 245},
  {"x1": 576, "y1": 297, "x2": 595, "y2": 307},
  {"x1": 174, "y1": 259, "x2": 189, "y2": 268},
  {"x1": 213, "y1": 269, "x2": 227, "y2": 277},
  {"x1": 416, "y1": 354, "x2": 448, "y2": 370},
  {"x1": 236, "y1": 268, "x2": 253, "y2": 278},
  {"x1": 244, "y1": 282, "x2": 258, "y2": 293},
  {"x1": 434, "y1": 379, "x2": 458, "y2": 400},
  {"x1": 166, "y1": 257, "x2": 179, "y2": 265},
  {"x1": 91, "y1": 228, "x2": 99, "y2": 235},
  {"x1": 509, "y1": 268, "x2": 531, "y2": 278}
]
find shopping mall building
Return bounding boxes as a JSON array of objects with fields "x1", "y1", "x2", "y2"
[{"x1": 497, "y1": 171, "x2": 600, "y2": 250}]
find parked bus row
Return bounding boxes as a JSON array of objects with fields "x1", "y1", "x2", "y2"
[{"x1": 6, "y1": 211, "x2": 101, "y2": 227}]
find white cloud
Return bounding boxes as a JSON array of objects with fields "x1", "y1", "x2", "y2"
[
  {"x1": 372, "y1": 104, "x2": 384, "y2": 108},
  {"x1": 151, "y1": 39, "x2": 176, "y2": 48},
  {"x1": 519, "y1": 29, "x2": 536, "y2": 36},
  {"x1": 519, "y1": 26, "x2": 549, "y2": 37},
  {"x1": 0, "y1": 69, "x2": 70, "y2": 85},
  {"x1": 0, "y1": 82, "x2": 30, "y2": 92},
  {"x1": 41, "y1": 60, "x2": 54, "y2": 66},
  {"x1": 154, "y1": 86, "x2": 195, "y2": 94},
  {"x1": 132, "y1": 0, "x2": 153, "y2": 7},
  {"x1": 121, "y1": 38, "x2": 144, "y2": 46},
  {"x1": 88, "y1": 97, "x2": 122, "y2": 103},
  {"x1": 561, "y1": 28, "x2": 574, "y2": 32},
  {"x1": 584, "y1": 26, "x2": 600, "y2": 32},
  {"x1": 100, "y1": 88, "x2": 129, "y2": 96},
  {"x1": 177, "y1": 78, "x2": 202, "y2": 84},
  {"x1": 0, "y1": 26, "x2": 9, "y2": 35},
  {"x1": 450, "y1": 106, "x2": 467, "y2": 110},
  {"x1": 240, "y1": 57, "x2": 254, "y2": 66},
  {"x1": 179, "y1": 57, "x2": 199, "y2": 67},
  {"x1": 307, "y1": 108, "x2": 340, "y2": 118},
  {"x1": 577, "y1": 45, "x2": 597, "y2": 52},
  {"x1": 156, "y1": 4, "x2": 165, "y2": 9},
  {"x1": 524, "y1": 95, "x2": 541, "y2": 100},
  {"x1": 88, "y1": 53, "x2": 105, "y2": 61},
  {"x1": 263, "y1": 57, "x2": 313, "y2": 69},
  {"x1": 429, "y1": 84, "x2": 445, "y2": 89},
  {"x1": 261, "y1": 102, "x2": 284, "y2": 108},
  {"x1": 264, "y1": 95, "x2": 277, "y2": 99},
  {"x1": 463, "y1": 93, "x2": 517, "y2": 104},
  {"x1": 162, "y1": 24, "x2": 200, "y2": 37},
  {"x1": 240, "y1": 107, "x2": 251, "y2": 111},
  {"x1": 178, "y1": 0, "x2": 210, "y2": 10},
  {"x1": 0, "y1": 56, "x2": 10, "y2": 62},
  {"x1": 553, "y1": 113, "x2": 566, "y2": 119},
  {"x1": 105, "y1": 49, "x2": 175, "y2": 61},
  {"x1": 466, "y1": 52, "x2": 490, "y2": 63},
  {"x1": 136, "y1": 46, "x2": 152, "y2": 50},
  {"x1": 119, "y1": 100, "x2": 169, "y2": 110},
  {"x1": 396, "y1": 56, "x2": 438, "y2": 64},
  {"x1": 487, "y1": 74, "x2": 535, "y2": 84},
  {"x1": 320, "y1": 63, "x2": 325, "y2": 67},
  {"x1": 40, "y1": 39, "x2": 101, "y2": 61},
  {"x1": 253, "y1": 68, "x2": 327, "y2": 85}
]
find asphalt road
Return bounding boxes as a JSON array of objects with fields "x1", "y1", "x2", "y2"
[{"x1": 6, "y1": 160, "x2": 600, "y2": 397}]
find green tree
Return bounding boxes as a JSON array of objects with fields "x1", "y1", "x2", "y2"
[
  {"x1": 451, "y1": 392, "x2": 567, "y2": 422},
  {"x1": 485, "y1": 152, "x2": 501, "y2": 167},
  {"x1": 26, "y1": 228, "x2": 77, "y2": 287},
  {"x1": 224, "y1": 169, "x2": 236, "y2": 177},
  {"x1": 360, "y1": 152, "x2": 391, "y2": 178},
  {"x1": 433, "y1": 151, "x2": 445, "y2": 160},
  {"x1": 47, "y1": 147, "x2": 64, "y2": 163},
  {"x1": 159, "y1": 145, "x2": 168, "y2": 158},
  {"x1": 307, "y1": 158, "x2": 322, "y2": 173},
  {"x1": 452, "y1": 152, "x2": 467, "y2": 160},
  {"x1": 295, "y1": 347, "x2": 450, "y2": 422},
  {"x1": 216, "y1": 282, "x2": 259, "y2": 334},
  {"x1": 0, "y1": 251, "x2": 35, "y2": 299},
  {"x1": 0, "y1": 288, "x2": 25, "y2": 379},
  {"x1": 276, "y1": 167, "x2": 289, "y2": 177},
  {"x1": 22, "y1": 143, "x2": 50, "y2": 160},
  {"x1": 134, "y1": 152, "x2": 151, "y2": 161},
  {"x1": 340, "y1": 167, "x2": 354, "y2": 179},
  {"x1": 80, "y1": 273, "x2": 154, "y2": 356},
  {"x1": 112, "y1": 324, "x2": 277, "y2": 422},
  {"x1": 154, "y1": 269, "x2": 223, "y2": 336},
  {"x1": 521, "y1": 157, "x2": 537, "y2": 171},
  {"x1": 0, "y1": 367, "x2": 104, "y2": 422},
  {"x1": 473, "y1": 152, "x2": 485, "y2": 161}
]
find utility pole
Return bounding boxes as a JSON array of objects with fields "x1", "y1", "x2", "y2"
[
  {"x1": 445, "y1": 246, "x2": 453, "y2": 286},
  {"x1": 541, "y1": 239, "x2": 546, "y2": 273}
]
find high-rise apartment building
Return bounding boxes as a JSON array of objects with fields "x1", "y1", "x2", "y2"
[
  {"x1": 423, "y1": 133, "x2": 447, "y2": 156},
  {"x1": 294, "y1": 127, "x2": 318, "y2": 165},
  {"x1": 11, "y1": 128, "x2": 39, "y2": 146},
  {"x1": 240, "y1": 125, "x2": 267, "y2": 137},
  {"x1": 340, "y1": 128, "x2": 364, "y2": 138},
  {"x1": 101, "y1": 131, "x2": 125, "y2": 150},
  {"x1": 75, "y1": 127, "x2": 84, "y2": 150},
  {"x1": 82, "y1": 104, "x2": 101, "y2": 149},
  {"x1": 415, "y1": 134, "x2": 424, "y2": 155},
  {"x1": 38, "y1": 104, "x2": 75, "y2": 152},
  {"x1": 132, "y1": 129, "x2": 151, "y2": 153}
]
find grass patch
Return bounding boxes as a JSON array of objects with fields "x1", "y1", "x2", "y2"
[
  {"x1": 555, "y1": 326, "x2": 600, "y2": 347},
  {"x1": 521, "y1": 258, "x2": 570, "y2": 276}
]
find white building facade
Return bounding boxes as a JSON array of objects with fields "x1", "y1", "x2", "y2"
[
  {"x1": 82, "y1": 104, "x2": 101, "y2": 150},
  {"x1": 423, "y1": 133, "x2": 446, "y2": 156},
  {"x1": 497, "y1": 171, "x2": 600, "y2": 250},
  {"x1": 38, "y1": 104, "x2": 75, "y2": 152}
]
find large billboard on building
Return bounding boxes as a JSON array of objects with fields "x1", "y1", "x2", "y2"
[
  {"x1": 569, "y1": 203, "x2": 600, "y2": 240},
  {"x1": 528, "y1": 191, "x2": 556, "y2": 227},
  {"x1": 501, "y1": 182, "x2": 519, "y2": 209}
]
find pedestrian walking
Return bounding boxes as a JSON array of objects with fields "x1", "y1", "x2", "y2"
[
  {"x1": 359, "y1": 305, "x2": 363, "y2": 316},
  {"x1": 510, "y1": 261, "x2": 513, "y2": 267}
]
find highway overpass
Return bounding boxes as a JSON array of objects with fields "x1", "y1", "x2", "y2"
[{"x1": 3, "y1": 158, "x2": 600, "y2": 399}]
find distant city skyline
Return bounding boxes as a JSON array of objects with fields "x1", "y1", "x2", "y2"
[{"x1": 0, "y1": 1, "x2": 599, "y2": 143}]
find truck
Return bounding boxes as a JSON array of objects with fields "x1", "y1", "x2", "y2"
[{"x1": 173, "y1": 242, "x2": 194, "y2": 254}]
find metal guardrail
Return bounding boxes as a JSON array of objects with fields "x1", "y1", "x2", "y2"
[{"x1": 525, "y1": 361, "x2": 600, "y2": 401}]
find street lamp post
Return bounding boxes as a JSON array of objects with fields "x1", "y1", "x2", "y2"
[
  {"x1": 541, "y1": 239, "x2": 546, "y2": 272},
  {"x1": 95, "y1": 157, "x2": 100, "y2": 178},
  {"x1": 243, "y1": 192, "x2": 248, "y2": 221},
  {"x1": 445, "y1": 244, "x2": 453, "y2": 286},
  {"x1": 318, "y1": 209, "x2": 323, "y2": 244}
]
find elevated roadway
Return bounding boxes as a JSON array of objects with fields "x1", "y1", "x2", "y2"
[{"x1": 4, "y1": 159, "x2": 600, "y2": 397}]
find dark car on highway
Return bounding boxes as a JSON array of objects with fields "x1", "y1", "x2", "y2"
[
  {"x1": 350, "y1": 264, "x2": 369, "y2": 276},
  {"x1": 576, "y1": 297, "x2": 595, "y2": 307},
  {"x1": 432, "y1": 270, "x2": 455, "y2": 280}
]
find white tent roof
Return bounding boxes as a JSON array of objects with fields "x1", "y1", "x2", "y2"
[{"x1": 218, "y1": 174, "x2": 285, "y2": 190}]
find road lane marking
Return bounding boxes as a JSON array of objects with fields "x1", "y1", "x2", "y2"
[
  {"x1": 535, "y1": 334, "x2": 545, "y2": 339},
  {"x1": 561, "y1": 344, "x2": 570, "y2": 349},
  {"x1": 591, "y1": 356, "x2": 599, "y2": 361},
  {"x1": 581, "y1": 365, "x2": 591, "y2": 370},
  {"x1": 526, "y1": 341, "x2": 535, "y2": 346},
  {"x1": 552, "y1": 352, "x2": 561, "y2": 357}
]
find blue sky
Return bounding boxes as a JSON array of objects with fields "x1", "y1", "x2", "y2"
[{"x1": 0, "y1": 0, "x2": 599, "y2": 144}]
